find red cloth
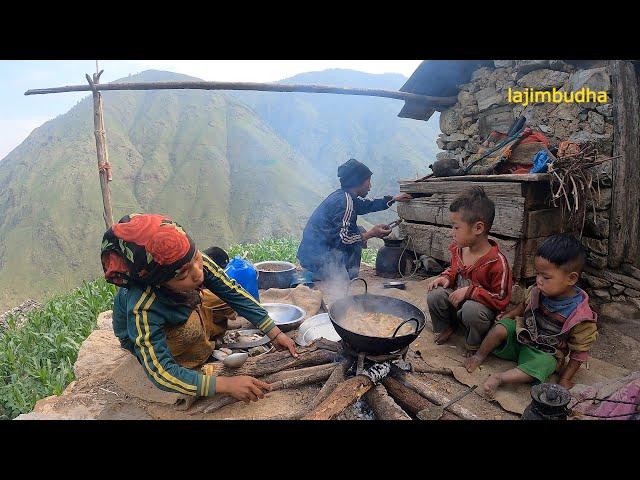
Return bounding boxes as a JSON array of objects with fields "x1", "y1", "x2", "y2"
[
  {"x1": 519, "y1": 130, "x2": 550, "y2": 147},
  {"x1": 440, "y1": 240, "x2": 513, "y2": 312}
]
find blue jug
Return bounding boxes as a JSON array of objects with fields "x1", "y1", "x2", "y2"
[{"x1": 224, "y1": 256, "x2": 260, "y2": 301}]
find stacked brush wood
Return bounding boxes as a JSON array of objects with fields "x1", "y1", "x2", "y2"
[{"x1": 547, "y1": 143, "x2": 622, "y2": 236}]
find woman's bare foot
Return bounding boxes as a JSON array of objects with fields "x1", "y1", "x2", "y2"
[
  {"x1": 434, "y1": 327, "x2": 455, "y2": 345},
  {"x1": 462, "y1": 353, "x2": 485, "y2": 373},
  {"x1": 482, "y1": 373, "x2": 503, "y2": 399}
]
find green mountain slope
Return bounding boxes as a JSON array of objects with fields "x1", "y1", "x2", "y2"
[
  {"x1": 232, "y1": 69, "x2": 440, "y2": 200},
  {"x1": 0, "y1": 71, "x2": 330, "y2": 310},
  {"x1": 0, "y1": 69, "x2": 439, "y2": 310}
]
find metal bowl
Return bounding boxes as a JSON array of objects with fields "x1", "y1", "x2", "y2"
[
  {"x1": 295, "y1": 313, "x2": 341, "y2": 346},
  {"x1": 262, "y1": 303, "x2": 307, "y2": 332},
  {"x1": 254, "y1": 261, "x2": 297, "y2": 289}
]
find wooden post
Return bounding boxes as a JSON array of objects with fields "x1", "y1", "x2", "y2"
[
  {"x1": 87, "y1": 70, "x2": 114, "y2": 229},
  {"x1": 608, "y1": 60, "x2": 640, "y2": 268}
]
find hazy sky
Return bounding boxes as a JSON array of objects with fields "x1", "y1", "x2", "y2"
[{"x1": 0, "y1": 60, "x2": 422, "y2": 160}]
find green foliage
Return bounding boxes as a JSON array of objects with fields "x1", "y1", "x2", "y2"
[
  {"x1": 226, "y1": 237, "x2": 378, "y2": 266},
  {"x1": 227, "y1": 237, "x2": 300, "y2": 264},
  {"x1": 0, "y1": 278, "x2": 116, "y2": 419}
]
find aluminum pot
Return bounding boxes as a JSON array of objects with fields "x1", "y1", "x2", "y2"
[{"x1": 254, "y1": 261, "x2": 297, "y2": 290}]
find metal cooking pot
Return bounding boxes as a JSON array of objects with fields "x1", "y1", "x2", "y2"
[
  {"x1": 254, "y1": 261, "x2": 297, "y2": 290},
  {"x1": 328, "y1": 278, "x2": 426, "y2": 355}
]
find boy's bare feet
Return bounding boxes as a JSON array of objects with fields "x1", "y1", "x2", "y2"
[
  {"x1": 434, "y1": 327, "x2": 455, "y2": 345},
  {"x1": 482, "y1": 373, "x2": 503, "y2": 399},
  {"x1": 463, "y1": 353, "x2": 485, "y2": 373}
]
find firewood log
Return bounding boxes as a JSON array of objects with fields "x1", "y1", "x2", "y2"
[{"x1": 363, "y1": 384, "x2": 412, "y2": 420}]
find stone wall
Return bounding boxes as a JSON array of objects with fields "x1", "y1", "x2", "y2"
[{"x1": 434, "y1": 60, "x2": 638, "y2": 306}]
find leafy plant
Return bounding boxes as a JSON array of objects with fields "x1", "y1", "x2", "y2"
[
  {"x1": 226, "y1": 237, "x2": 378, "y2": 266},
  {"x1": 0, "y1": 278, "x2": 116, "y2": 419}
]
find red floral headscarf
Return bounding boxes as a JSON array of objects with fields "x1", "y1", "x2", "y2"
[{"x1": 101, "y1": 213, "x2": 196, "y2": 287}]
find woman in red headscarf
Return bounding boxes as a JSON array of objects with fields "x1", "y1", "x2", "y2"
[{"x1": 102, "y1": 213, "x2": 297, "y2": 402}]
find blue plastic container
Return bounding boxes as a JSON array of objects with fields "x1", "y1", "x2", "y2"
[{"x1": 224, "y1": 256, "x2": 260, "y2": 301}]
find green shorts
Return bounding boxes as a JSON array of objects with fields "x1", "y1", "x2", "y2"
[{"x1": 492, "y1": 318, "x2": 557, "y2": 383}]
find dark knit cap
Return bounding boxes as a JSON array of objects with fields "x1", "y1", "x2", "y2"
[{"x1": 337, "y1": 158, "x2": 373, "y2": 188}]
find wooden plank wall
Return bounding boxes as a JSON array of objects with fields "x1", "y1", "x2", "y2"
[{"x1": 398, "y1": 178, "x2": 570, "y2": 280}]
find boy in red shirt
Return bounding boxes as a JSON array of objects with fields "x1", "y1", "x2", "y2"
[{"x1": 426, "y1": 186, "x2": 512, "y2": 355}]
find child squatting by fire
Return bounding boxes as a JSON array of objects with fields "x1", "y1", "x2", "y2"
[
  {"x1": 426, "y1": 186, "x2": 512, "y2": 356},
  {"x1": 463, "y1": 234, "x2": 598, "y2": 397}
]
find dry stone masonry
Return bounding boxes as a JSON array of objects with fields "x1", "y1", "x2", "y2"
[{"x1": 434, "y1": 60, "x2": 637, "y2": 306}]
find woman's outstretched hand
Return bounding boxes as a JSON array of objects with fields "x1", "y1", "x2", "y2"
[
  {"x1": 216, "y1": 376, "x2": 272, "y2": 403},
  {"x1": 270, "y1": 329, "x2": 299, "y2": 357}
]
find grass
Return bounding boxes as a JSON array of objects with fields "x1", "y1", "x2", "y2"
[
  {"x1": 0, "y1": 278, "x2": 116, "y2": 420},
  {"x1": 227, "y1": 237, "x2": 378, "y2": 266}
]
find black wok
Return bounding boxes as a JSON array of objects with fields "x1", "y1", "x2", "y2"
[{"x1": 328, "y1": 278, "x2": 426, "y2": 355}]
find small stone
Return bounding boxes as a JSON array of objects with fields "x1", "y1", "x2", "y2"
[
  {"x1": 463, "y1": 122, "x2": 479, "y2": 136},
  {"x1": 539, "y1": 124, "x2": 553, "y2": 134},
  {"x1": 439, "y1": 109, "x2": 462, "y2": 135},
  {"x1": 612, "y1": 295, "x2": 627, "y2": 303},
  {"x1": 457, "y1": 90, "x2": 476, "y2": 108},
  {"x1": 587, "y1": 160, "x2": 613, "y2": 187},
  {"x1": 621, "y1": 264, "x2": 640, "y2": 281},
  {"x1": 592, "y1": 188, "x2": 612, "y2": 211},
  {"x1": 595, "y1": 103, "x2": 613, "y2": 117},
  {"x1": 549, "y1": 60, "x2": 574, "y2": 72},
  {"x1": 588, "y1": 111, "x2": 605, "y2": 134},
  {"x1": 516, "y1": 69, "x2": 570, "y2": 90},
  {"x1": 442, "y1": 132, "x2": 469, "y2": 149},
  {"x1": 570, "y1": 130, "x2": 614, "y2": 157},
  {"x1": 474, "y1": 87, "x2": 503, "y2": 112},
  {"x1": 212, "y1": 350, "x2": 228, "y2": 361},
  {"x1": 624, "y1": 288, "x2": 640, "y2": 298},
  {"x1": 515, "y1": 60, "x2": 550, "y2": 75},
  {"x1": 570, "y1": 67, "x2": 611, "y2": 93},
  {"x1": 471, "y1": 67, "x2": 493, "y2": 82},
  {"x1": 583, "y1": 237, "x2": 608, "y2": 256},
  {"x1": 494, "y1": 60, "x2": 514, "y2": 68},
  {"x1": 610, "y1": 284, "x2": 625, "y2": 296},
  {"x1": 591, "y1": 289, "x2": 611, "y2": 301},
  {"x1": 436, "y1": 151, "x2": 458, "y2": 162},
  {"x1": 584, "y1": 211, "x2": 609, "y2": 239},
  {"x1": 599, "y1": 301, "x2": 640, "y2": 319},
  {"x1": 587, "y1": 252, "x2": 608, "y2": 269},
  {"x1": 436, "y1": 137, "x2": 446, "y2": 150},
  {"x1": 581, "y1": 272, "x2": 611, "y2": 289},
  {"x1": 628, "y1": 298, "x2": 640, "y2": 311}
]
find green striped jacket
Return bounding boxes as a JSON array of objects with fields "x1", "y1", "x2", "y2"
[{"x1": 112, "y1": 253, "x2": 275, "y2": 397}]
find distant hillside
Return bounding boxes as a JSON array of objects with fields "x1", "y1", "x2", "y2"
[{"x1": 0, "y1": 69, "x2": 439, "y2": 310}]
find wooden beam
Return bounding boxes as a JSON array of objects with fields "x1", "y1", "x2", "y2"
[
  {"x1": 87, "y1": 71, "x2": 114, "y2": 229},
  {"x1": 609, "y1": 60, "x2": 640, "y2": 268},
  {"x1": 399, "y1": 222, "x2": 518, "y2": 270},
  {"x1": 24, "y1": 80, "x2": 458, "y2": 106},
  {"x1": 397, "y1": 194, "x2": 526, "y2": 238}
]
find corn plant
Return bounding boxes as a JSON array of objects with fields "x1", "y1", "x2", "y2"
[{"x1": 0, "y1": 278, "x2": 116, "y2": 419}]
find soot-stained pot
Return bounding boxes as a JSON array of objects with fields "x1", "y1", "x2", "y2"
[{"x1": 375, "y1": 238, "x2": 411, "y2": 278}]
